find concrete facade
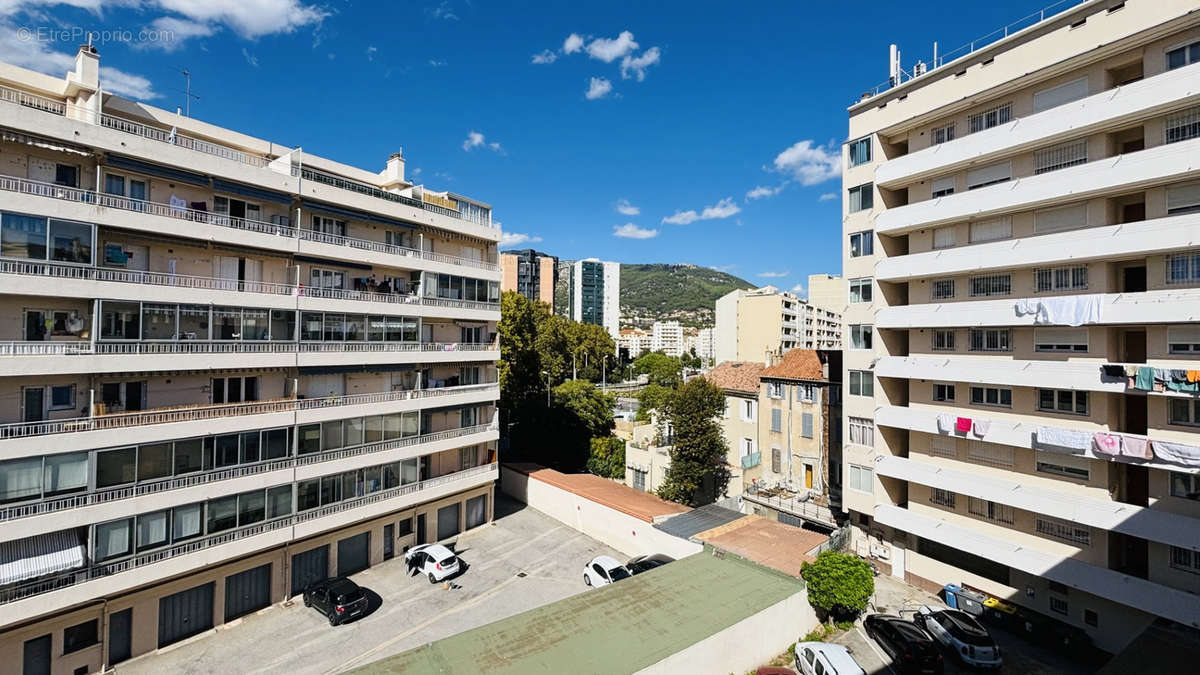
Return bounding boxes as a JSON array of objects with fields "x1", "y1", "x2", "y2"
[{"x1": 715, "y1": 286, "x2": 843, "y2": 364}]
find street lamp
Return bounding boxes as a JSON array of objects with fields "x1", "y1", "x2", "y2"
[{"x1": 541, "y1": 370, "x2": 551, "y2": 407}]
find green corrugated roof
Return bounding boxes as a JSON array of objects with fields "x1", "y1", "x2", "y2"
[{"x1": 351, "y1": 548, "x2": 805, "y2": 675}]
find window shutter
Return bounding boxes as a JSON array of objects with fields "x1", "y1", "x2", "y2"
[
  {"x1": 969, "y1": 217, "x2": 1012, "y2": 243},
  {"x1": 771, "y1": 448, "x2": 781, "y2": 473},
  {"x1": 966, "y1": 162, "x2": 1011, "y2": 189},
  {"x1": 1034, "y1": 203, "x2": 1088, "y2": 233},
  {"x1": 1167, "y1": 183, "x2": 1200, "y2": 213},
  {"x1": 802, "y1": 413, "x2": 814, "y2": 438},
  {"x1": 931, "y1": 176, "x2": 955, "y2": 195},
  {"x1": 1035, "y1": 327, "x2": 1088, "y2": 347},
  {"x1": 1032, "y1": 77, "x2": 1089, "y2": 113},
  {"x1": 771, "y1": 408, "x2": 782, "y2": 433},
  {"x1": 1169, "y1": 326, "x2": 1200, "y2": 344},
  {"x1": 933, "y1": 227, "x2": 956, "y2": 249}
]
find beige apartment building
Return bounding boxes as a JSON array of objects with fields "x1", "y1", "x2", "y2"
[
  {"x1": 499, "y1": 248, "x2": 556, "y2": 306},
  {"x1": 841, "y1": 0, "x2": 1200, "y2": 653},
  {"x1": 0, "y1": 46, "x2": 501, "y2": 672},
  {"x1": 715, "y1": 286, "x2": 843, "y2": 364}
]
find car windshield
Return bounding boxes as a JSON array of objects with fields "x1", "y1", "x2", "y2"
[
  {"x1": 939, "y1": 611, "x2": 993, "y2": 646},
  {"x1": 608, "y1": 566, "x2": 631, "y2": 581}
]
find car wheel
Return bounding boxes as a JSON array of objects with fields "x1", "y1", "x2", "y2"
[
  {"x1": 428, "y1": 572, "x2": 437, "y2": 584},
  {"x1": 303, "y1": 596, "x2": 311, "y2": 608},
  {"x1": 327, "y1": 612, "x2": 337, "y2": 626},
  {"x1": 584, "y1": 574, "x2": 592, "y2": 586}
]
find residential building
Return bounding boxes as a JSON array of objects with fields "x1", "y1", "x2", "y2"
[
  {"x1": 650, "y1": 320, "x2": 684, "y2": 357},
  {"x1": 624, "y1": 415, "x2": 673, "y2": 493},
  {"x1": 617, "y1": 328, "x2": 651, "y2": 360},
  {"x1": 806, "y1": 273, "x2": 848, "y2": 315},
  {"x1": 801, "y1": 300, "x2": 843, "y2": 351},
  {"x1": 500, "y1": 248, "x2": 557, "y2": 305},
  {"x1": 569, "y1": 258, "x2": 620, "y2": 343},
  {"x1": 715, "y1": 286, "x2": 843, "y2": 363},
  {"x1": 0, "y1": 46, "x2": 500, "y2": 671},
  {"x1": 707, "y1": 361, "x2": 766, "y2": 496},
  {"x1": 841, "y1": 0, "x2": 1200, "y2": 652},
  {"x1": 694, "y1": 327, "x2": 716, "y2": 363}
]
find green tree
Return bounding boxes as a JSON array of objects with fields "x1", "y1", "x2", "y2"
[
  {"x1": 800, "y1": 551, "x2": 875, "y2": 621},
  {"x1": 499, "y1": 291, "x2": 552, "y2": 413},
  {"x1": 586, "y1": 436, "x2": 626, "y2": 479},
  {"x1": 554, "y1": 380, "x2": 616, "y2": 438},
  {"x1": 632, "y1": 352, "x2": 683, "y2": 388},
  {"x1": 656, "y1": 377, "x2": 729, "y2": 506},
  {"x1": 680, "y1": 348, "x2": 702, "y2": 371},
  {"x1": 635, "y1": 383, "x2": 675, "y2": 422}
]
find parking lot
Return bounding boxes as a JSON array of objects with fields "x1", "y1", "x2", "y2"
[{"x1": 116, "y1": 497, "x2": 624, "y2": 674}]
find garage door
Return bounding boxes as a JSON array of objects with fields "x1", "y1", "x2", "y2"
[
  {"x1": 465, "y1": 495, "x2": 487, "y2": 530},
  {"x1": 291, "y1": 545, "x2": 329, "y2": 596},
  {"x1": 225, "y1": 564, "x2": 272, "y2": 622},
  {"x1": 337, "y1": 532, "x2": 370, "y2": 577},
  {"x1": 158, "y1": 582, "x2": 214, "y2": 648},
  {"x1": 437, "y1": 503, "x2": 460, "y2": 541}
]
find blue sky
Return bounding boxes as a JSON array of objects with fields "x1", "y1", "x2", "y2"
[{"x1": 1, "y1": 1, "x2": 1049, "y2": 295}]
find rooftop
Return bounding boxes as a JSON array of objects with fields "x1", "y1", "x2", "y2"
[
  {"x1": 693, "y1": 515, "x2": 829, "y2": 578},
  {"x1": 503, "y1": 464, "x2": 689, "y2": 523},
  {"x1": 761, "y1": 349, "x2": 826, "y2": 382},
  {"x1": 706, "y1": 361, "x2": 766, "y2": 395},
  {"x1": 351, "y1": 549, "x2": 806, "y2": 675},
  {"x1": 654, "y1": 503, "x2": 746, "y2": 540}
]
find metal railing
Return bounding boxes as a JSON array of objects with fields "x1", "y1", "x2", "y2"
[
  {"x1": 0, "y1": 382, "x2": 498, "y2": 439},
  {"x1": 0, "y1": 83, "x2": 67, "y2": 115},
  {"x1": 99, "y1": 113, "x2": 270, "y2": 168},
  {"x1": 0, "y1": 463, "x2": 497, "y2": 606},
  {"x1": 0, "y1": 258, "x2": 294, "y2": 296},
  {"x1": 743, "y1": 484, "x2": 838, "y2": 526},
  {"x1": 0, "y1": 340, "x2": 499, "y2": 357},
  {"x1": 301, "y1": 167, "x2": 496, "y2": 230}
]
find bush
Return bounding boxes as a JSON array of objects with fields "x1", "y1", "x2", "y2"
[
  {"x1": 586, "y1": 436, "x2": 626, "y2": 479},
  {"x1": 800, "y1": 551, "x2": 875, "y2": 621}
]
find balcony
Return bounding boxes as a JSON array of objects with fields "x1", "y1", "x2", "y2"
[
  {"x1": 875, "y1": 62, "x2": 1200, "y2": 188},
  {"x1": 873, "y1": 504, "x2": 1200, "y2": 629},
  {"x1": 875, "y1": 287, "x2": 1200, "y2": 329},
  {"x1": 875, "y1": 137, "x2": 1200, "y2": 235},
  {"x1": 875, "y1": 356, "x2": 1126, "y2": 395},
  {"x1": 0, "y1": 462, "x2": 498, "y2": 624}
]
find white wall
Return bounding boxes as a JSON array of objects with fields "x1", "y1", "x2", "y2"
[{"x1": 500, "y1": 466, "x2": 702, "y2": 560}]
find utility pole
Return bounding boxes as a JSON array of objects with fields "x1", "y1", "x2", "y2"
[{"x1": 178, "y1": 68, "x2": 200, "y2": 117}]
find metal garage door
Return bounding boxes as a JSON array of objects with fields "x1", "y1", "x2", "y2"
[
  {"x1": 108, "y1": 608, "x2": 132, "y2": 665},
  {"x1": 465, "y1": 495, "x2": 487, "y2": 530},
  {"x1": 291, "y1": 545, "x2": 329, "y2": 596},
  {"x1": 337, "y1": 532, "x2": 370, "y2": 577},
  {"x1": 437, "y1": 503, "x2": 460, "y2": 541},
  {"x1": 22, "y1": 634, "x2": 50, "y2": 675},
  {"x1": 158, "y1": 582, "x2": 214, "y2": 648},
  {"x1": 225, "y1": 563, "x2": 272, "y2": 622}
]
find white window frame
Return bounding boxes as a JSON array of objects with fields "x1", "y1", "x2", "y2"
[
  {"x1": 1034, "y1": 265, "x2": 1088, "y2": 293},
  {"x1": 1169, "y1": 471, "x2": 1200, "y2": 500},
  {"x1": 1036, "y1": 453, "x2": 1090, "y2": 481},
  {"x1": 1034, "y1": 327, "x2": 1089, "y2": 353},
  {"x1": 931, "y1": 279, "x2": 955, "y2": 301},
  {"x1": 848, "y1": 370, "x2": 874, "y2": 397},
  {"x1": 969, "y1": 386, "x2": 1012, "y2": 408},
  {"x1": 968, "y1": 328, "x2": 1011, "y2": 353},
  {"x1": 847, "y1": 136, "x2": 872, "y2": 167},
  {"x1": 1166, "y1": 39, "x2": 1200, "y2": 71},
  {"x1": 969, "y1": 274, "x2": 1012, "y2": 297},
  {"x1": 1169, "y1": 326, "x2": 1200, "y2": 354},
  {"x1": 849, "y1": 230, "x2": 874, "y2": 258},
  {"x1": 1165, "y1": 105, "x2": 1200, "y2": 145},
  {"x1": 796, "y1": 384, "x2": 816, "y2": 403},
  {"x1": 930, "y1": 123, "x2": 956, "y2": 145},
  {"x1": 932, "y1": 329, "x2": 955, "y2": 351},
  {"x1": 741, "y1": 437, "x2": 755, "y2": 457},
  {"x1": 766, "y1": 382, "x2": 785, "y2": 399},
  {"x1": 742, "y1": 399, "x2": 756, "y2": 423},
  {"x1": 969, "y1": 217, "x2": 1012, "y2": 244},
  {"x1": 933, "y1": 383, "x2": 955, "y2": 402},
  {"x1": 1166, "y1": 250, "x2": 1200, "y2": 284},
  {"x1": 848, "y1": 417, "x2": 874, "y2": 447},
  {"x1": 849, "y1": 278, "x2": 873, "y2": 304},
  {"x1": 932, "y1": 226, "x2": 956, "y2": 250},
  {"x1": 967, "y1": 102, "x2": 1012, "y2": 134},
  {"x1": 1034, "y1": 139, "x2": 1088, "y2": 174},
  {"x1": 930, "y1": 176, "x2": 955, "y2": 198},
  {"x1": 850, "y1": 324, "x2": 873, "y2": 350},
  {"x1": 966, "y1": 161, "x2": 1012, "y2": 190},
  {"x1": 1035, "y1": 202, "x2": 1089, "y2": 233},
  {"x1": 1032, "y1": 77, "x2": 1088, "y2": 114},
  {"x1": 848, "y1": 464, "x2": 874, "y2": 493},
  {"x1": 848, "y1": 183, "x2": 874, "y2": 213}
]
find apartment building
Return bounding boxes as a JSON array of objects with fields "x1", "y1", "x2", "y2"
[
  {"x1": 0, "y1": 46, "x2": 501, "y2": 672},
  {"x1": 708, "y1": 360, "x2": 766, "y2": 496},
  {"x1": 841, "y1": 0, "x2": 1200, "y2": 652},
  {"x1": 715, "y1": 286, "x2": 843, "y2": 363},
  {"x1": 569, "y1": 258, "x2": 620, "y2": 343},
  {"x1": 694, "y1": 327, "x2": 716, "y2": 363},
  {"x1": 650, "y1": 320, "x2": 684, "y2": 357},
  {"x1": 500, "y1": 248, "x2": 557, "y2": 305}
]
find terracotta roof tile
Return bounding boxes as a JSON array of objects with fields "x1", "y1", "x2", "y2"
[
  {"x1": 761, "y1": 349, "x2": 825, "y2": 382},
  {"x1": 706, "y1": 361, "x2": 766, "y2": 394}
]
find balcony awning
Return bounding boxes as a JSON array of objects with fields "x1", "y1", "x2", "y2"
[
  {"x1": 0, "y1": 529, "x2": 85, "y2": 586},
  {"x1": 300, "y1": 198, "x2": 416, "y2": 230},
  {"x1": 293, "y1": 254, "x2": 372, "y2": 271},
  {"x1": 105, "y1": 153, "x2": 208, "y2": 187},
  {"x1": 1, "y1": 128, "x2": 91, "y2": 156},
  {"x1": 298, "y1": 364, "x2": 415, "y2": 375},
  {"x1": 212, "y1": 178, "x2": 292, "y2": 205}
]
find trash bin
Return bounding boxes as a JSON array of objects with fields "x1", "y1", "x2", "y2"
[
  {"x1": 955, "y1": 587, "x2": 988, "y2": 616},
  {"x1": 942, "y1": 583, "x2": 962, "y2": 609}
]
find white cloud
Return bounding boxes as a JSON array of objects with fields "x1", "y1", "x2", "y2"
[
  {"x1": 0, "y1": 19, "x2": 161, "y2": 99},
  {"x1": 462, "y1": 130, "x2": 502, "y2": 152},
  {"x1": 142, "y1": 16, "x2": 214, "y2": 51},
  {"x1": 241, "y1": 47, "x2": 258, "y2": 67},
  {"x1": 563, "y1": 33, "x2": 584, "y2": 54},
  {"x1": 500, "y1": 231, "x2": 543, "y2": 247},
  {"x1": 615, "y1": 198, "x2": 640, "y2": 216},
  {"x1": 97, "y1": 66, "x2": 160, "y2": 100},
  {"x1": 772, "y1": 140, "x2": 842, "y2": 185},
  {"x1": 620, "y1": 46, "x2": 659, "y2": 81},
  {"x1": 745, "y1": 184, "x2": 785, "y2": 201},
  {"x1": 366, "y1": 46, "x2": 377, "y2": 61},
  {"x1": 428, "y1": 58, "x2": 447, "y2": 67},
  {"x1": 818, "y1": 192, "x2": 838, "y2": 201},
  {"x1": 586, "y1": 30, "x2": 638, "y2": 63},
  {"x1": 758, "y1": 270, "x2": 789, "y2": 278},
  {"x1": 791, "y1": 283, "x2": 808, "y2": 298},
  {"x1": 427, "y1": 1, "x2": 458, "y2": 20},
  {"x1": 613, "y1": 223, "x2": 658, "y2": 239},
  {"x1": 147, "y1": 0, "x2": 327, "y2": 39},
  {"x1": 531, "y1": 49, "x2": 557, "y2": 64},
  {"x1": 661, "y1": 197, "x2": 741, "y2": 225},
  {"x1": 585, "y1": 76, "x2": 612, "y2": 100}
]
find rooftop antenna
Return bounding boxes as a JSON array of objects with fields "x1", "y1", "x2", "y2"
[{"x1": 177, "y1": 68, "x2": 200, "y2": 117}]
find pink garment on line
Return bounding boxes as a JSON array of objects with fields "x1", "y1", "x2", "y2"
[
  {"x1": 1092, "y1": 432, "x2": 1121, "y2": 456},
  {"x1": 1120, "y1": 436, "x2": 1152, "y2": 460},
  {"x1": 955, "y1": 417, "x2": 972, "y2": 433}
]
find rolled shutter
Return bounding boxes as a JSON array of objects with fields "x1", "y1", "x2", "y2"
[
  {"x1": 1033, "y1": 77, "x2": 1089, "y2": 113},
  {"x1": 1167, "y1": 183, "x2": 1200, "y2": 213},
  {"x1": 1034, "y1": 203, "x2": 1088, "y2": 233},
  {"x1": 967, "y1": 162, "x2": 1011, "y2": 189}
]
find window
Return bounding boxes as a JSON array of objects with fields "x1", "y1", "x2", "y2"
[
  {"x1": 1166, "y1": 251, "x2": 1200, "y2": 284},
  {"x1": 968, "y1": 497, "x2": 1014, "y2": 524},
  {"x1": 966, "y1": 161, "x2": 1011, "y2": 190},
  {"x1": 929, "y1": 437, "x2": 956, "y2": 458},
  {"x1": 931, "y1": 123, "x2": 956, "y2": 145},
  {"x1": 848, "y1": 183, "x2": 873, "y2": 213},
  {"x1": 2, "y1": 213, "x2": 94, "y2": 264},
  {"x1": 1033, "y1": 78, "x2": 1088, "y2": 113},
  {"x1": 1038, "y1": 389, "x2": 1089, "y2": 415},
  {"x1": 801, "y1": 413, "x2": 814, "y2": 438},
  {"x1": 94, "y1": 518, "x2": 132, "y2": 561},
  {"x1": 1170, "y1": 471, "x2": 1200, "y2": 500},
  {"x1": 767, "y1": 382, "x2": 785, "y2": 399},
  {"x1": 1034, "y1": 266, "x2": 1088, "y2": 293},
  {"x1": 212, "y1": 376, "x2": 260, "y2": 404},
  {"x1": 848, "y1": 137, "x2": 872, "y2": 167},
  {"x1": 1170, "y1": 399, "x2": 1200, "y2": 426},
  {"x1": 1034, "y1": 327, "x2": 1088, "y2": 353},
  {"x1": 930, "y1": 176, "x2": 955, "y2": 198},
  {"x1": 969, "y1": 274, "x2": 1011, "y2": 297},
  {"x1": 970, "y1": 386, "x2": 1012, "y2": 408},
  {"x1": 1035, "y1": 202, "x2": 1089, "y2": 233},
  {"x1": 1166, "y1": 40, "x2": 1200, "y2": 70},
  {"x1": 933, "y1": 384, "x2": 955, "y2": 402},
  {"x1": 769, "y1": 408, "x2": 783, "y2": 433},
  {"x1": 969, "y1": 217, "x2": 1011, "y2": 244},
  {"x1": 54, "y1": 163, "x2": 79, "y2": 187},
  {"x1": 1166, "y1": 106, "x2": 1200, "y2": 144},
  {"x1": 850, "y1": 324, "x2": 873, "y2": 350},
  {"x1": 1170, "y1": 546, "x2": 1200, "y2": 574},
  {"x1": 968, "y1": 441, "x2": 1014, "y2": 467},
  {"x1": 49, "y1": 384, "x2": 76, "y2": 410},
  {"x1": 742, "y1": 400, "x2": 756, "y2": 422},
  {"x1": 136, "y1": 509, "x2": 169, "y2": 551},
  {"x1": 1037, "y1": 517, "x2": 1090, "y2": 545},
  {"x1": 1049, "y1": 596, "x2": 1070, "y2": 616},
  {"x1": 849, "y1": 278, "x2": 873, "y2": 303},
  {"x1": 1034, "y1": 139, "x2": 1088, "y2": 174},
  {"x1": 397, "y1": 517, "x2": 414, "y2": 537},
  {"x1": 930, "y1": 488, "x2": 956, "y2": 507},
  {"x1": 967, "y1": 103, "x2": 1011, "y2": 133},
  {"x1": 931, "y1": 280, "x2": 955, "y2": 301},
  {"x1": 1084, "y1": 609, "x2": 1099, "y2": 627},
  {"x1": 848, "y1": 464, "x2": 873, "y2": 493},
  {"x1": 796, "y1": 384, "x2": 816, "y2": 402},
  {"x1": 631, "y1": 468, "x2": 647, "y2": 491},
  {"x1": 309, "y1": 214, "x2": 347, "y2": 236},
  {"x1": 1036, "y1": 454, "x2": 1090, "y2": 480},
  {"x1": 849, "y1": 230, "x2": 874, "y2": 257},
  {"x1": 932, "y1": 226, "x2": 955, "y2": 249},
  {"x1": 968, "y1": 328, "x2": 1011, "y2": 352},
  {"x1": 771, "y1": 447, "x2": 782, "y2": 473},
  {"x1": 63, "y1": 619, "x2": 98, "y2": 654},
  {"x1": 848, "y1": 370, "x2": 873, "y2": 397},
  {"x1": 849, "y1": 417, "x2": 874, "y2": 447}
]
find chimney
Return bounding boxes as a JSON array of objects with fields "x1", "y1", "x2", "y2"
[
  {"x1": 72, "y1": 43, "x2": 100, "y2": 91},
  {"x1": 381, "y1": 148, "x2": 406, "y2": 188}
]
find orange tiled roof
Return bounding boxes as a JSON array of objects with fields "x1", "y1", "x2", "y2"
[
  {"x1": 706, "y1": 361, "x2": 766, "y2": 394},
  {"x1": 761, "y1": 349, "x2": 825, "y2": 382},
  {"x1": 504, "y1": 463, "x2": 690, "y2": 522}
]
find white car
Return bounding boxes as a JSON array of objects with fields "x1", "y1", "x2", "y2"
[
  {"x1": 582, "y1": 555, "x2": 631, "y2": 587},
  {"x1": 915, "y1": 605, "x2": 1002, "y2": 668},
  {"x1": 405, "y1": 543, "x2": 462, "y2": 583},
  {"x1": 794, "y1": 641, "x2": 866, "y2": 675}
]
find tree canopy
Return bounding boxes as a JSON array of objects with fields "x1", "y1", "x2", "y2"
[
  {"x1": 635, "y1": 383, "x2": 675, "y2": 423},
  {"x1": 800, "y1": 551, "x2": 875, "y2": 620},
  {"x1": 632, "y1": 352, "x2": 683, "y2": 388},
  {"x1": 656, "y1": 376, "x2": 729, "y2": 506}
]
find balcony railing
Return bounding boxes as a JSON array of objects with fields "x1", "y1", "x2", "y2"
[
  {"x1": 300, "y1": 167, "x2": 495, "y2": 230},
  {"x1": 0, "y1": 382, "x2": 499, "y2": 440},
  {"x1": 0, "y1": 258, "x2": 295, "y2": 295},
  {"x1": 0, "y1": 462, "x2": 497, "y2": 606},
  {"x1": 0, "y1": 83, "x2": 67, "y2": 115},
  {"x1": 0, "y1": 340, "x2": 498, "y2": 357},
  {"x1": 0, "y1": 174, "x2": 500, "y2": 272},
  {"x1": 0, "y1": 424, "x2": 497, "y2": 523},
  {"x1": 99, "y1": 113, "x2": 270, "y2": 168}
]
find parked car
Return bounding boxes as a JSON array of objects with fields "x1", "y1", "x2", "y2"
[
  {"x1": 302, "y1": 577, "x2": 368, "y2": 626},
  {"x1": 915, "y1": 605, "x2": 1002, "y2": 668},
  {"x1": 405, "y1": 543, "x2": 462, "y2": 583},
  {"x1": 863, "y1": 614, "x2": 944, "y2": 675},
  {"x1": 582, "y1": 555, "x2": 631, "y2": 587},
  {"x1": 626, "y1": 553, "x2": 674, "y2": 575},
  {"x1": 794, "y1": 641, "x2": 866, "y2": 675}
]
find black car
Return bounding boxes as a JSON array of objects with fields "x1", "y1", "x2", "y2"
[
  {"x1": 626, "y1": 554, "x2": 675, "y2": 575},
  {"x1": 863, "y1": 614, "x2": 944, "y2": 675},
  {"x1": 303, "y1": 577, "x2": 368, "y2": 626}
]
